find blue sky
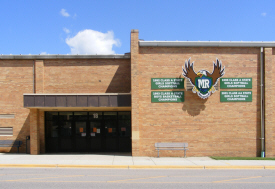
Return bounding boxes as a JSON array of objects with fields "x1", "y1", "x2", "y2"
[{"x1": 0, "y1": 0, "x2": 274, "y2": 55}]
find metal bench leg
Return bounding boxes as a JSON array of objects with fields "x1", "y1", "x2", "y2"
[
  {"x1": 157, "y1": 149, "x2": 159, "y2": 158},
  {"x1": 184, "y1": 148, "x2": 186, "y2": 158},
  {"x1": 17, "y1": 146, "x2": 19, "y2": 153}
]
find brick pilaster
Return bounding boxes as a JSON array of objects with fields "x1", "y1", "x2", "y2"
[
  {"x1": 39, "y1": 110, "x2": 45, "y2": 153},
  {"x1": 35, "y1": 60, "x2": 44, "y2": 93},
  {"x1": 30, "y1": 109, "x2": 40, "y2": 155},
  {"x1": 265, "y1": 48, "x2": 275, "y2": 157},
  {"x1": 131, "y1": 29, "x2": 140, "y2": 156}
]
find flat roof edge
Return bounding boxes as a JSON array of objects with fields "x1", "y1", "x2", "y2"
[
  {"x1": 23, "y1": 93, "x2": 131, "y2": 96},
  {"x1": 0, "y1": 54, "x2": 130, "y2": 60},
  {"x1": 139, "y1": 41, "x2": 275, "y2": 47}
]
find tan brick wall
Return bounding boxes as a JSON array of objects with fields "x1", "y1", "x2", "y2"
[
  {"x1": 30, "y1": 109, "x2": 40, "y2": 154},
  {"x1": 0, "y1": 60, "x2": 33, "y2": 153},
  {"x1": 35, "y1": 60, "x2": 44, "y2": 93},
  {"x1": 39, "y1": 110, "x2": 45, "y2": 153},
  {"x1": 133, "y1": 45, "x2": 264, "y2": 157},
  {"x1": 131, "y1": 30, "x2": 141, "y2": 156},
  {"x1": 43, "y1": 59, "x2": 131, "y2": 93},
  {"x1": 265, "y1": 48, "x2": 275, "y2": 157}
]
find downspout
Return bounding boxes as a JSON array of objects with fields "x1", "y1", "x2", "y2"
[
  {"x1": 260, "y1": 47, "x2": 265, "y2": 157},
  {"x1": 33, "y1": 60, "x2": 35, "y2": 93}
]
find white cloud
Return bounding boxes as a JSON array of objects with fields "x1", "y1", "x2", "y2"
[
  {"x1": 261, "y1": 12, "x2": 267, "y2": 17},
  {"x1": 63, "y1": 27, "x2": 70, "y2": 34},
  {"x1": 40, "y1": 52, "x2": 48, "y2": 55},
  {"x1": 60, "y1": 9, "x2": 70, "y2": 17},
  {"x1": 65, "y1": 29, "x2": 120, "y2": 55}
]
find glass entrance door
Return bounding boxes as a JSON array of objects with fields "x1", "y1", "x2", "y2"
[
  {"x1": 104, "y1": 112, "x2": 119, "y2": 152},
  {"x1": 89, "y1": 112, "x2": 119, "y2": 152},
  {"x1": 45, "y1": 111, "x2": 131, "y2": 153},
  {"x1": 89, "y1": 121, "x2": 103, "y2": 151},
  {"x1": 59, "y1": 112, "x2": 73, "y2": 152},
  {"x1": 75, "y1": 121, "x2": 88, "y2": 152}
]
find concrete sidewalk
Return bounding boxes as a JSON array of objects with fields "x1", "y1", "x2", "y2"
[{"x1": 1, "y1": 153, "x2": 275, "y2": 169}]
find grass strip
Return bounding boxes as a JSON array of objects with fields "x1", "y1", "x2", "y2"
[{"x1": 211, "y1": 156, "x2": 275, "y2": 160}]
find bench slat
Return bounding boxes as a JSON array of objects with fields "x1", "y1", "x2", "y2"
[
  {"x1": 155, "y1": 148, "x2": 188, "y2": 151},
  {"x1": 0, "y1": 140, "x2": 22, "y2": 153},
  {"x1": 155, "y1": 142, "x2": 189, "y2": 158},
  {"x1": 0, "y1": 140, "x2": 22, "y2": 148},
  {"x1": 155, "y1": 143, "x2": 188, "y2": 148}
]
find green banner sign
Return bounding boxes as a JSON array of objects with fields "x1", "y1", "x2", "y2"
[
  {"x1": 151, "y1": 91, "x2": 184, "y2": 103},
  {"x1": 220, "y1": 91, "x2": 252, "y2": 102},
  {"x1": 151, "y1": 78, "x2": 184, "y2": 89},
  {"x1": 220, "y1": 78, "x2": 252, "y2": 89}
]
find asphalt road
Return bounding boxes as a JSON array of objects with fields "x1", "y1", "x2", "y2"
[{"x1": 1, "y1": 168, "x2": 275, "y2": 189}]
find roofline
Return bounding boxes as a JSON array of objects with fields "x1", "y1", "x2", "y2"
[
  {"x1": 23, "y1": 93, "x2": 131, "y2": 96},
  {"x1": 0, "y1": 54, "x2": 130, "y2": 60},
  {"x1": 139, "y1": 41, "x2": 275, "y2": 47}
]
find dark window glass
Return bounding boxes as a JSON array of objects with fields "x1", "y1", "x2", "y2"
[
  {"x1": 59, "y1": 112, "x2": 73, "y2": 121},
  {"x1": 118, "y1": 120, "x2": 131, "y2": 137},
  {"x1": 105, "y1": 120, "x2": 117, "y2": 136},
  {"x1": 59, "y1": 121, "x2": 72, "y2": 137},
  {"x1": 46, "y1": 120, "x2": 59, "y2": 137},
  {"x1": 74, "y1": 112, "x2": 88, "y2": 121},
  {"x1": 118, "y1": 112, "x2": 131, "y2": 120},
  {"x1": 75, "y1": 122, "x2": 86, "y2": 137},
  {"x1": 104, "y1": 112, "x2": 117, "y2": 120},
  {"x1": 90, "y1": 121, "x2": 102, "y2": 137},
  {"x1": 45, "y1": 112, "x2": 58, "y2": 121},
  {"x1": 89, "y1": 112, "x2": 103, "y2": 120}
]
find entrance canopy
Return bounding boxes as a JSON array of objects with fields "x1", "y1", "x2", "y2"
[
  {"x1": 23, "y1": 93, "x2": 131, "y2": 155},
  {"x1": 23, "y1": 93, "x2": 131, "y2": 111}
]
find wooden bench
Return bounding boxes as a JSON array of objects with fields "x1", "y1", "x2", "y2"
[
  {"x1": 155, "y1": 143, "x2": 188, "y2": 157},
  {"x1": 0, "y1": 140, "x2": 22, "y2": 153}
]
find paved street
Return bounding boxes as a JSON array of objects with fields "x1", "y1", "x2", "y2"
[{"x1": 1, "y1": 168, "x2": 275, "y2": 189}]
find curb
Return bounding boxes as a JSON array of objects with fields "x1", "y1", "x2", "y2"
[
  {"x1": 1, "y1": 164, "x2": 275, "y2": 169},
  {"x1": 0, "y1": 164, "x2": 57, "y2": 168},
  {"x1": 129, "y1": 165, "x2": 204, "y2": 169},
  {"x1": 264, "y1": 166, "x2": 275, "y2": 169},
  {"x1": 58, "y1": 165, "x2": 129, "y2": 169},
  {"x1": 204, "y1": 166, "x2": 265, "y2": 169}
]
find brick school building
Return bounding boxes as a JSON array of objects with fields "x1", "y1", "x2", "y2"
[{"x1": 0, "y1": 30, "x2": 275, "y2": 157}]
